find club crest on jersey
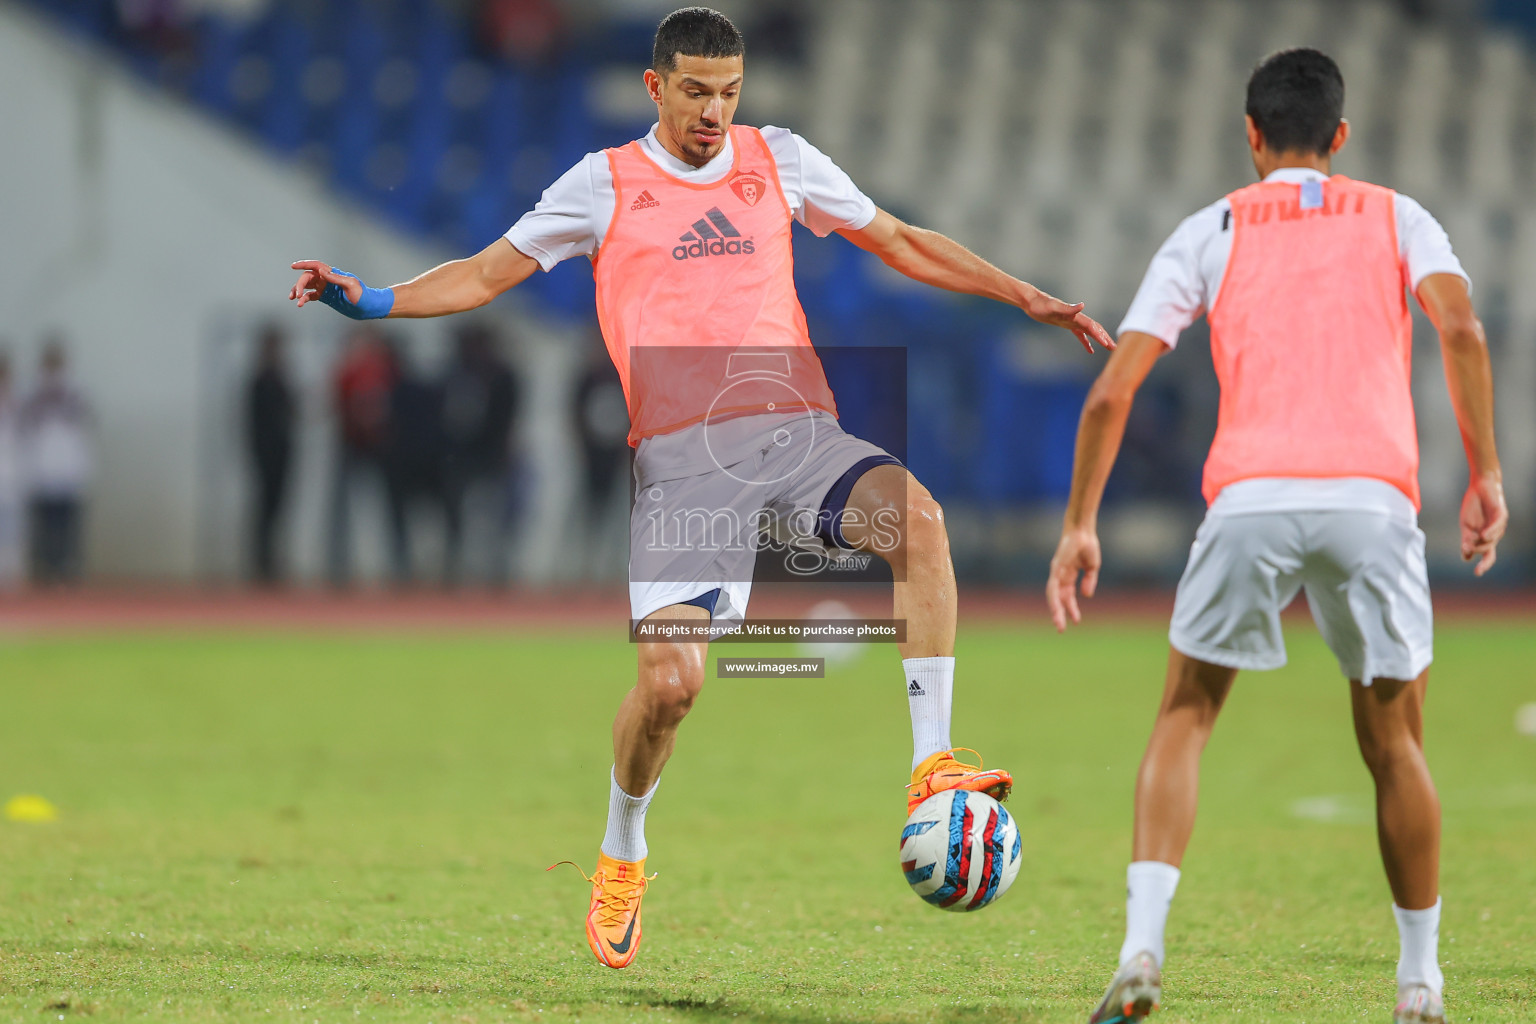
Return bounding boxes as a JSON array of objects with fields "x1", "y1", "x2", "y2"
[
  {"x1": 730, "y1": 170, "x2": 768, "y2": 208},
  {"x1": 672, "y1": 207, "x2": 756, "y2": 261}
]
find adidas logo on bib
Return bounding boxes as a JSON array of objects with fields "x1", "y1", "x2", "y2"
[
  {"x1": 630, "y1": 190, "x2": 661, "y2": 210},
  {"x1": 672, "y1": 207, "x2": 756, "y2": 261}
]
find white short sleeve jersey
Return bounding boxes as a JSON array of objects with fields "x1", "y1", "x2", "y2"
[
  {"x1": 1118, "y1": 168, "x2": 1470, "y2": 349},
  {"x1": 504, "y1": 124, "x2": 878, "y2": 271}
]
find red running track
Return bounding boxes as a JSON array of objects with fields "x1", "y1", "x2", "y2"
[{"x1": 0, "y1": 583, "x2": 1530, "y2": 634}]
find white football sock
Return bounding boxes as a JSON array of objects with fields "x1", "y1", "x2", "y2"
[
  {"x1": 599, "y1": 767, "x2": 657, "y2": 863},
  {"x1": 1394, "y1": 899, "x2": 1444, "y2": 994},
  {"x1": 1120, "y1": 861, "x2": 1181, "y2": 967},
  {"x1": 904, "y1": 656, "x2": 954, "y2": 771}
]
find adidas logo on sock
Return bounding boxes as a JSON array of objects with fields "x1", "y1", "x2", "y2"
[
  {"x1": 908, "y1": 679, "x2": 925, "y2": 696},
  {"x1": 630, "y1": 190, "x2": 661, "y2": 210}
]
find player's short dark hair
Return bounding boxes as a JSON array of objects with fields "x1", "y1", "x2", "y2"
[
  {"x1": 652, "y1": 7, "x2": 744, "y2": 74},
  {"x1": 1245, "y1": 48, "x2": 1345, "y2": 155}
]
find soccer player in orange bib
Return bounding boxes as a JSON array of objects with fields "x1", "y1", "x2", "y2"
[
  {"x1": 1047, "y1": 50, "x2": 1506, "y2": 1024},
  {"x1": 289, "y1": 7, "x2": 1113, "y2": 969}
]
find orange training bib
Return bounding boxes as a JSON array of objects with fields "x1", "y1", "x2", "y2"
[
  {"x1": 594, "y1": 126, "x2": 836, "y2": 445},
  {"x1": 1203, "y1": 175, "x2": 1420, "y2": 508}
]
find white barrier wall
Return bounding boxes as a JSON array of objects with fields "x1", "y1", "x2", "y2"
[{"x1": 0, "y1": 4, "x2": 583, "y2": 582}]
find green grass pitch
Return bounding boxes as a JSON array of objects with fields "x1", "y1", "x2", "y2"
[{"x1": 1, "y1": 620, "x2": 1533, "y2": 1022}]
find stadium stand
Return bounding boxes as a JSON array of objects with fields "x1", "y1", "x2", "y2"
[
  {"x1": 21, "y1": 0, "x2": 1536, "y2": 580},
  {"x1": 807, "y1": 0, "x2": 1536, "y2": 537}
]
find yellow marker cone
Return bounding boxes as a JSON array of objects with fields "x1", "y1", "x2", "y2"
[{"x1": 4, "y1": 794, "x2": 59, "y2": 822}]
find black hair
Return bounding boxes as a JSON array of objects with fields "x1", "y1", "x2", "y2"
[
  {"x1": 1245, "y1": 48, "x2": 1345, "y2": 155},
  {"x1": 652, "y1": 7, "x2": 744, "y2": 74}
]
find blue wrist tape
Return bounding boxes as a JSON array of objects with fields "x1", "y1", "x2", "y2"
[{"x1": 319, "y1": 269, "x2": 395, "y2": 320}]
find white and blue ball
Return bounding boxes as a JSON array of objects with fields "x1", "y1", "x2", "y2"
[{"x1": 900, "y1": 789, "x2": 1021, "y2": 911}]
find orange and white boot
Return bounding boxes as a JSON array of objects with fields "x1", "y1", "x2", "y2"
[
  {"x1": 907, "y1": 747, "x2": 1013, "y2": 814},
  {"x1": 552, "y1": 853, "x2": 654, "y2": 969}
]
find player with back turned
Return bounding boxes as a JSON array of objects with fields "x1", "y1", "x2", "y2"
[
  {"x1": 289, "y1": 8, "x2": 1114, "y2": 969},
  {"x1": 1047, "y1": 49, "x2": 1506, "y2": 1024}
]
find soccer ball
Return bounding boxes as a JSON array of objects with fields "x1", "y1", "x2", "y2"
[{"x1": 900, "y1": 789, "x2": 1021, "y2": 911}]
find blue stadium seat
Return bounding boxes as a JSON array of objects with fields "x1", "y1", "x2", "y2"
[
  {"x1": 975, "y1": 340, "x2": 1088, "y2": 504},
  {"x1": 258, "y1": 14, "x2": 309, "y2": 154},
  {"x1": 330, "y1": 5, "x2": 387, "y2": 198}
]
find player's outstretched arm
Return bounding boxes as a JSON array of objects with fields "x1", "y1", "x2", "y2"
[
  {"x1": 288, "y1": 238, "x2": 539, "y2": 320},
  {"x1": 838, "y1": 209, "x2": 1115, "y2": 353},
  {"x1": 1047, "y1": 332, "x2": 1166, "y2": 631},
  {"x1": 1417, "y1": 272, "x2": 1508, "y2": 575}
]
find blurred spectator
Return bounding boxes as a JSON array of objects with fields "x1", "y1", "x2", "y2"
[
  {"x1": 21, "y1": 339, "x2": 94, "y2": 585},
  {"x1": 383, "y1": 355, "x2": 447, "y2": 585},
  {"x1": 116, "y1": 0, "x2": 179, "y2": 33},
  {"x1": 749, "y1": 0, "x2": 809, "y2": 62},
  {"x1": 113, "y1": 0, "x2": 193, "y2": 61},
  {"x1": 246, "y1": 324, "x2": 295, "y2": 585},
  {"x1": 441, "y1": 322, "x2": 520, "y2": 585},
  {"x1": 477, "y1": 0, "x2": 565, "y2": 66},
  {"x1": 1111, "y1": 381, "x2": 1203, "y2": 504},
  {"x1": 328, "y1": 327, "x2": 398, "y2": 587},
  {"x1": 0, "y1": 349, "x2": 23, "y2": 591},
  {"x1": 572, "y1": 334, "x2": 629, "y2": 555}
]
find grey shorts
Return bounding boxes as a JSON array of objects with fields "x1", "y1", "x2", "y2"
[
  {"x1": 628, "y1": 410, "x2": 900, "y2": 629},
  {"x1": 1169, "y1": 507, "x2": 1433, "y2": 684}
]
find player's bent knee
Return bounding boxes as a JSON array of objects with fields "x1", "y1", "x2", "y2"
[
  {"x1": 906, "y1": 496, "x2": 948, "y2": 549},
  {"x1": 1352, "y1": 677, "x2": 1427, "y2": 775},
  {"x1": 1355, "y1": 728, "x2": 1423, "y2": 777},
  {"x1": 636, "y1": 642, "x2": 706, "y2": 724},
  {"x1": 884, "y1": 493, "x2": 947, "y2": 567}
]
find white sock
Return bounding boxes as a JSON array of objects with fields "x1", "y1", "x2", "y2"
[
  {"x1": 904, "y1": 656, "x2": 954, "y2": 771},
  {"x1": 1121, "y1": 861, "x2": 1181, "y2": 967},
  {"x1": 599, "y1": 768, "x2": 657, "y2": 863},
  {"x1": 1394, "y1": 899, "x2": 1444, "y2": 994}
]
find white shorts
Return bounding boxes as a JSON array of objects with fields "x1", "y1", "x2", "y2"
[
  {"x1": 1169, "y1": 503, "x2": 1433, "y2": 684},
  {"x1": 628, "y1": 410, "x2": 900, "y2": 631}
]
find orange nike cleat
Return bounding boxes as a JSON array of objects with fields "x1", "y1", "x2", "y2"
[
  {"x1": 550, "y1": 853, "x2": 655, "y2": 969},
  {"x1": 907, "y1": 747, "x2": 1013, "y2": 814}
]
